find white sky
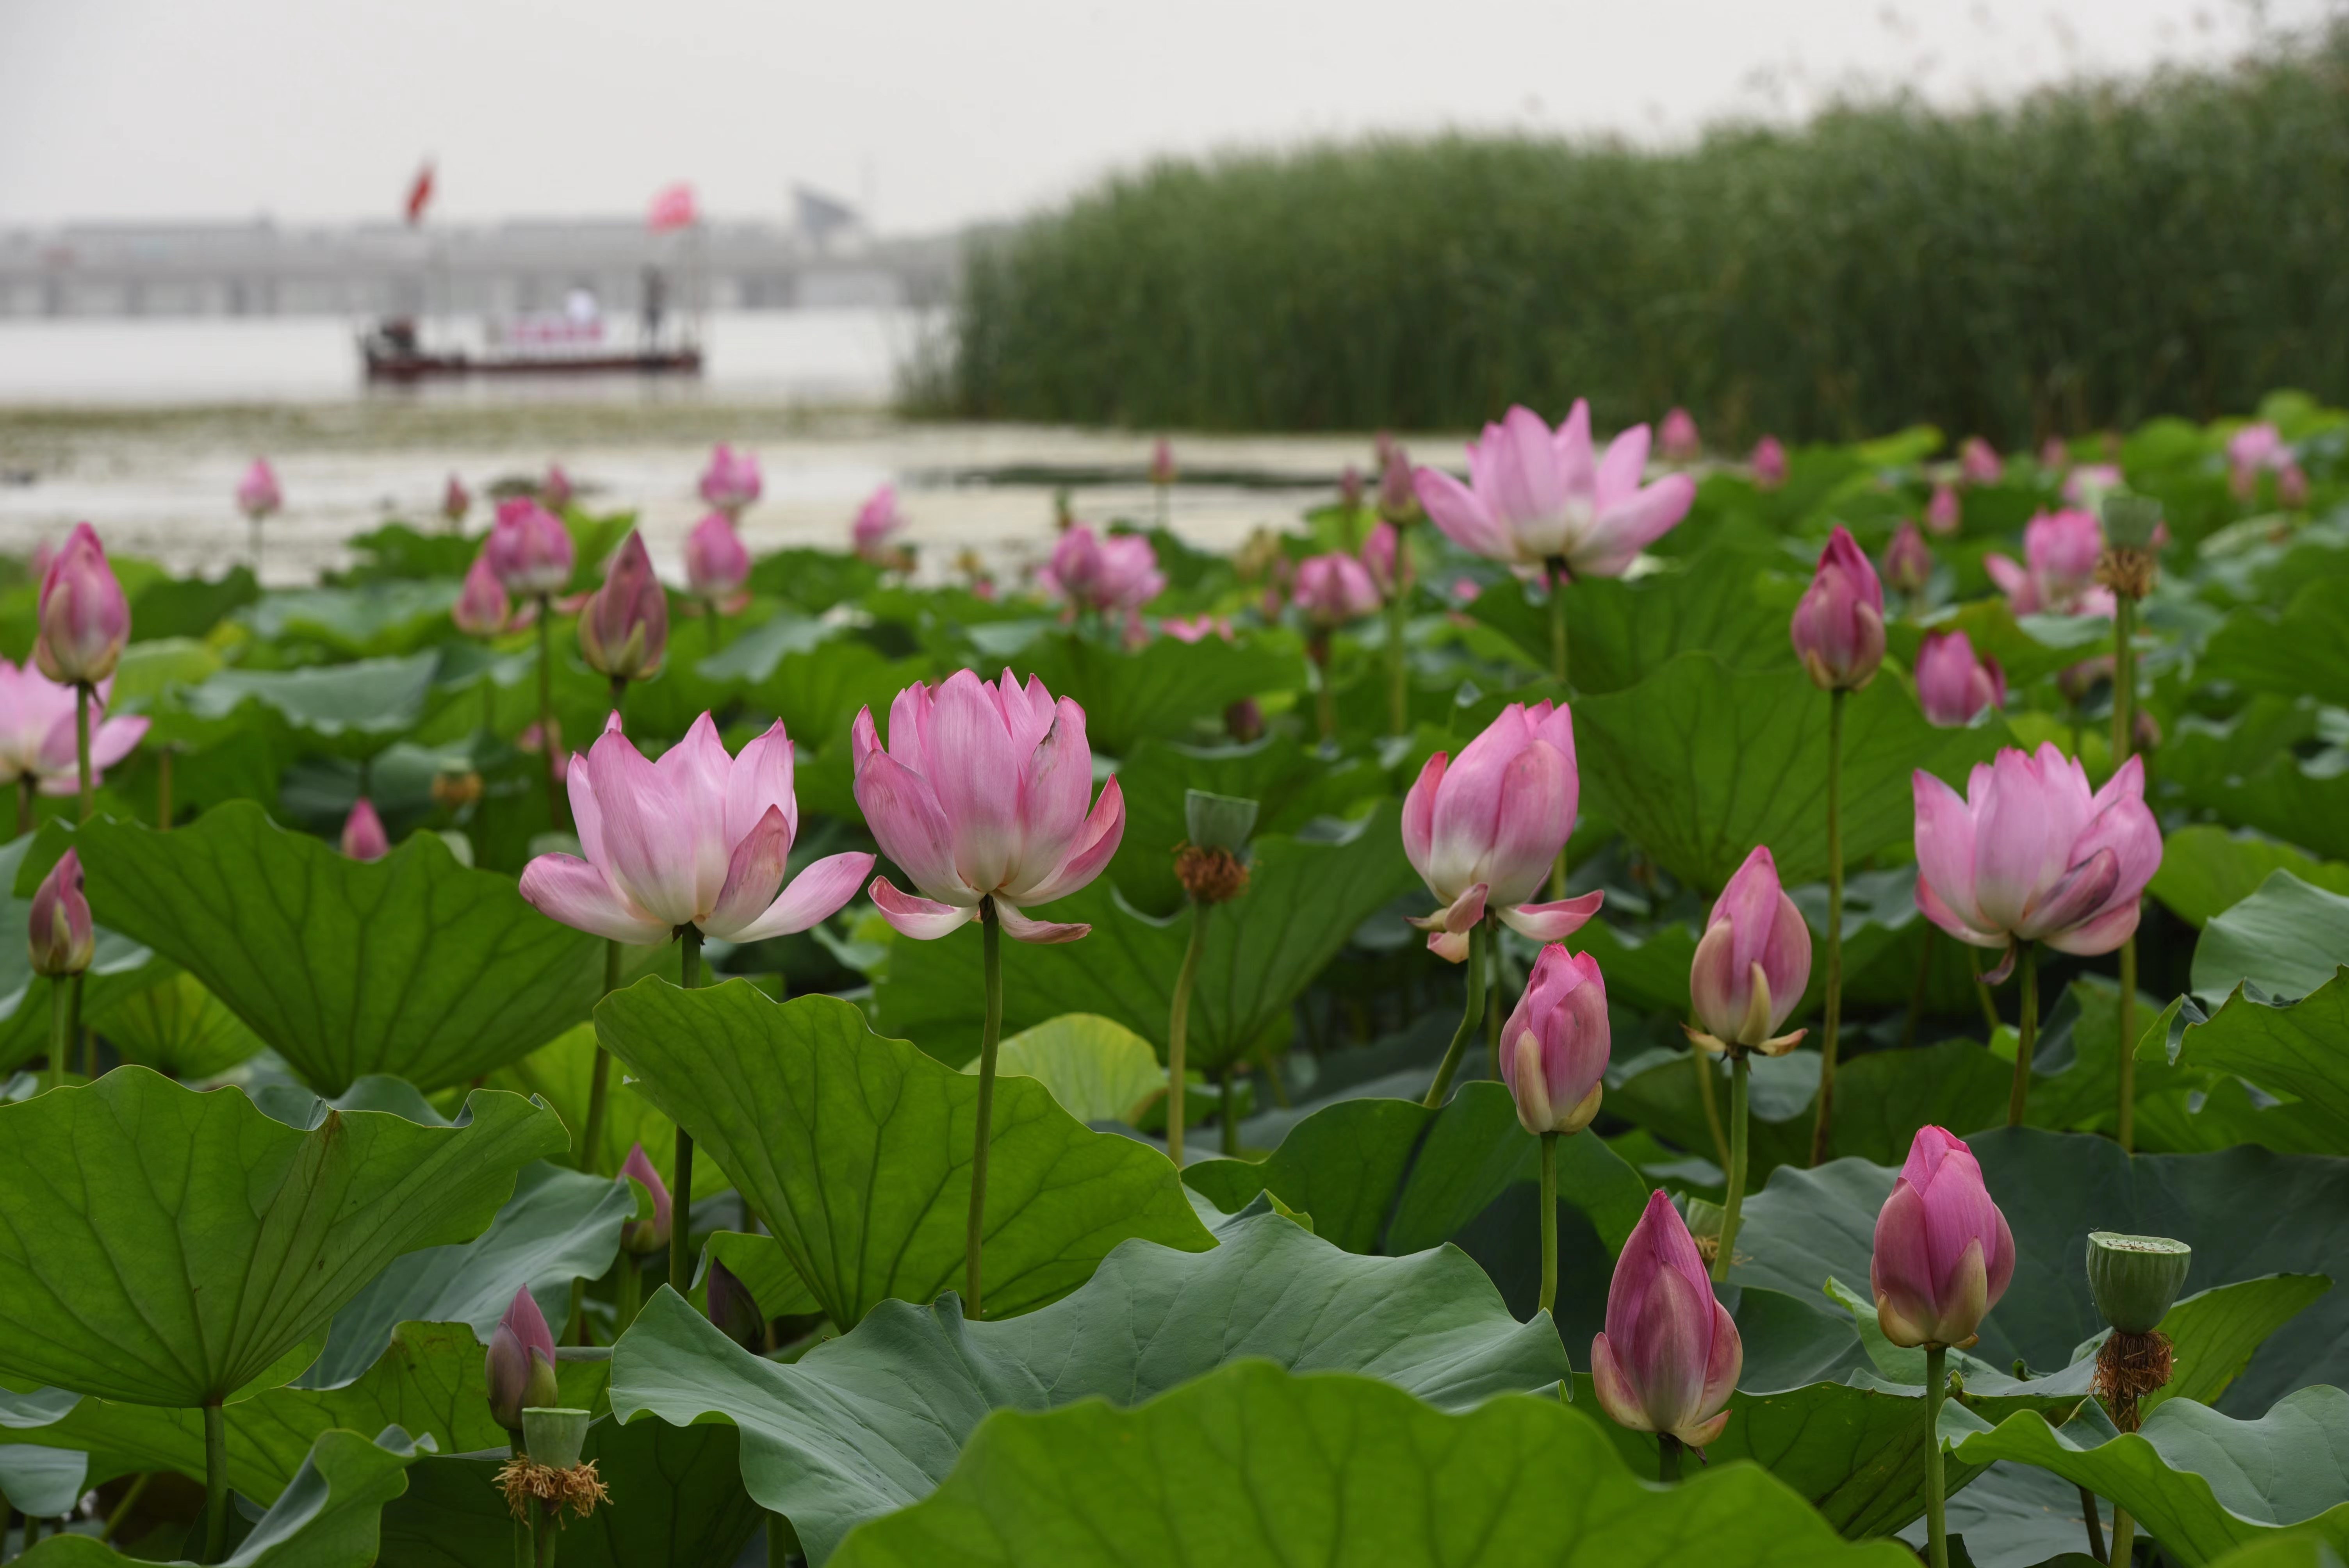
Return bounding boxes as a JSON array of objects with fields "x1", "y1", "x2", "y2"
[{"x1": 0, "y1": 0, "x2": 2333, "y2": 235}]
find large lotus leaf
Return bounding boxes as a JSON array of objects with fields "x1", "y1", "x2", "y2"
[
  {"x1": 1574, "y1": 652, "x2": 2008, "y2": 892},
  {"x1": 702, "y1": 1231, "x2": 822, "y2": 1319},
  {"x1": 2164, "y1": 722, "x2": 2349, "y2": 864},
  {"x1": 1183, "y1": 1081, "x2": 1649, "y2": 1257},
  {"x1": 0, "y1": 1445, "x2": 85, "y2": 1517},
  {"x1": 878, "y1": 802, "x2": 1420, "y2": 1072},
  {"x1": 745, "y1": 546, "x2": 884, "y2": 615},
  {"x1": 129, "y1": 568, "x2": 261, "y2": 645},
  {"x1": 593, "y1": 984, "x2": 1214, "y2": 1326},
  {"x1": 823, "y1": 1360, "x2": 1912, "y2": 1568},
  {"x1": 742, "y1": 642, "x2": 935, "y2": 753},
  {"x1": 333, "y1": 522, "x2": 480, "y2": 585},
  {"x1": 483, "y1": 1023, "x2": 731, "y2": 1197},
  {"x1": 181, "y1": 653, "x2": 442, "y2": 759},
  {"x1": 2159, "y1": 969, "x2": 2349, "y2": 1142},
  {"x1": 2152, "y1": 827, "x2": 2349, "y2": 929},
  {"x1": 0, "y1": 834, "x2": 170, "y2": 1074},
  {"x1": 90, "y1": 970, "x2": 267, "y2": 1079},
  {"x1": 77, "y1": 803, "x2": 606, "y2": 1094},
  {"x1": 0, "y1": 1070, "x2": 563, "y2": 1407},
  {"x1": 1952, "y1": 1387, "x2": 2349, "y2": 1566},
  {"x1": 241, "y1": 583, "x2": 463, "y2": 658},
  {"x1": 692, "y1": 608, "x2": 836, "y2": 683},
  {"x1": 1008, "y1": 630, "x2": 1307, "y2": 755},
  {"x1": 612, "y1": 1205, "x2": 1578, "y2": 1564},
  {"x1": 1729, "y1": 1128, "x2": 2349, "y2": 1415},
  {"x1": 969, "y1": 1014, "x2": 1166, "y2": 1124},
  {"x1": 2134, "y1": 1072, "x2": 2349, "y2": 1160},
  {"x1": 2204, "y1": 577, "x2": 2349, "y2": 710},
  {"x1": 2193, "y1": 875, "x2": 2349, "y2": 1003}
]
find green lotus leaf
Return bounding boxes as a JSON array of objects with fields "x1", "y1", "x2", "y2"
[
  {"x1": 181, "y1": 652, "x2": 442, "y2": 759},
  {"x1": 0, "y1": 1069, "x2": 563, "y2": 1407},
  {"x1": 611, "y1": 1204, "x2": 1576, "y2": 1564},
  {"x1": 2192, "y1": 874, "x2": 2349, "y2": 1003},
  {"x1": 1008, "y1": 629, "x2": 1306, "y2": 755},
  {"x1": 2203, "y1": 577, "x2": 2349, "y2": 710},
  {"x1": 745, "y1": 546, "x2": 884, "y2": 615},
  {"x1": 701, "y1": 1231, "x2": 822, "y2": 1319},
  {"x1": 1886, "y1": 596, "x2": 2117, "y2": 687},
  {"x1": 89, "y1": 970, "x2": 267, "y2": 1080},
  {"x1": 77, "y1": 802, "x2": 606, "y2": 1094},
  {"x1": 592, "y1": 984, "x2": 1214, "y2": 1327},
  {"x1": 0, "y1": 1445, "x2": 85, "y2": 1518},
  {"x1": 240, "y1": 583, "x2": 463, "y2": 659},
  {"x1": 2164, "y1": 715, "x2": 2349, "y2": 864},
  {"x1": 484, "y1": 1023, "x2": 733, "y2": 1197},
  {"x1": 968, "y1": 1013, "x2": 1167, "y2": 1124},
  {"x1": 2157, "y1": 969, "x2": 2349, "y2": 1152},
  {"x1": 2151, "y1": 827, "x2": 2349, "y2": 929},
  {"x1": 129, "y1": 569, "x2": 261, "y2": 645}
]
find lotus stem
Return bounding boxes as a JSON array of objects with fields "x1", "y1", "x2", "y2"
[
  {"x1": 203, "y1": 1401, "x2": 228, "y2": 1564},
  {"x1": 1903, "y1": 927, "x2": 1937, "y2": 1051},
  {"x1": 1713, "y1": 1049, "x2": 1751, "y2": 1283},
  {"x1": 1968, "y1": 944, "x2": 2001, "y2": 1038},
  {"x1": 1538, "y1": 1130, "x2": 1559, "y2": 1316},
  {"x1": 768, "y1": 1512, "x2": 792, "y2": 1567},
  {"x1": 706, "y1": 600, "x2": 722, "y2": 652},
  {"x1": 250, "y1": 517, "x2": 264, "y2": 580},
  {"x1": 74, "y1": 682, "x2": 92, "y2": 821},
  {"x1": 14, "y1": 777, "x2": 27, "y2": 838},
  {"x1": 1309, "y1": 636, "x2": 1337, "y2": 742},
  {"x1": 967, "y1": 900, "x2": 1004, "y2": 1319},
  {"x1": 1218, "y1": 1063, "x2": 1239, "y2": 1156},
  {"x1": 2108, "y1": 1508, "x2": 2136, "y2": 1564},
  {"x1": 1924, "y1": 1344, "x2": 1950, "y2": 1568},
  {"x1": 2112, "y1": 592, "x2": 2139, "y2": 1152},
  {"x1": 580, "y1": 941, "x2": 622, "y2": 1172},
  {"x1": 1385, "y1": 586, "x2": 1409, "y2": 736},
  {"x1": 1809, "y1": 686, "x2": 1846, "y2": 1167},
  {"x1": 535, "y1": 595, "x2": 561, "y2": 829},
  {"x1": 1657, "y1": 1433, "x2": 1682, "y2": 1483},
  {"x1": 2078, "y1": 1484, "x2": 2106, "y2": 1562},
  {"x1": 670, "y1": 927, "x2": 702, "y2": 1295},
  {"x1": 1166, "y1": 902, "x2": 1208, "y2": 1164},
  {"x1": 1485, "y1": 925, "x2": 1503, "y2": 1078},
  {"x1": 77, "y1": 976, "x2": 92, "y2": 1080},
  {"x1": 100, "y1": 1472, "x2": 150, "y2": 1542},
  {"x1": 615, "y1": 1252, "x2": 641, "y2": 1335},
  {"x1": 1695, "y1": 1047, "x2": 1729, "y2": 1172},
  {"x1": 1547, "y1": 557, "x2": 1569, "y2": 686},
  {"x1": 2009, "y1": 941, "x2": 2038, "y2": 1128},
  {"x1": 47, "y1": 975, "x2": 69, "y2": 1097},
  {"x1": 1422, "y1": 919, "x2": 1488, "y2": 1107}
]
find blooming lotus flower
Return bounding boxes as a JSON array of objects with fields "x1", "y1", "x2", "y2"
[
  {"x1": 1925, "y1": 483, "x2": 1962, "y2": 536},
  {"x1": 577, "y1": 531, "x2": 669, "y2": 683},
  {"x1": 1160, "y1": 614, "x2": 1232, "y2": 644},
  {"x1": 698, "y1": 443, "x2": 762, "y2": 514},
  {"x1": 1295, "y1": 551, "x2": 1381, "y2": 628},
  {"x1": 1686, "y1": 846, "x2": 1811, "y2": 1055},
  {"x1": 685, "y1": 512, "x2": 751, "y2": 610},
  {"x1": 1148, "y1": 438, "x2": 1176, "y2": 486},
  {"x1": 1750, "y1": 436, "x2": 1788, "y2": 490},
  {"x1": 1413, "y1": 403, "x2": 1695, "y2": 579},
  {"x1": 851, "y1": 670, "x2": 1125, "y2": 943},
  {"x1": 519, "y1": 713, "x2": 873, "y2": 944},
  {"x1": 1790, "y1": 526, "x2": 1885, "y2": 691},
  {"x1": 1883, "y1": 520, "x2": 1933, "y2": 597},
  {"x1": 485, "y1": 1286, "x2": 560, "y2": 1433},
  {"x1": 2226, "y1": 423, "x2": 2288, "y2": 498},
  {"x1": 852, "y1": 485, "x2": 905, "y2": 563},
  {"x1": 1912, "y1": 743, "x2": 2160, "y2": 976},
  {"x1": 1591, "y1": 1191, "x2": 1742, "y2": 1447},
  {"x1": 340, "y1": 798, "x2": 389, "y2": 861},
  {"x1": 1959, "y1": 437, "x2": 2004, "y2": 486},
  {"x1": 1659, "y1": 407, "x2": 1701, "y2": 463},
  {"x1": 1041, "y1": 525, "x2": 1166, "y2": 614},
  {"x1": 442, "y1": 473, "x2": 471, "y2": 525},
  {"x1": 1914, "y1": 631, "x2": 2006, "y2": 727},
  {"x1": 1497, "y1": 945, "x2": 1610, "y2": 1135},
  {"x1": 542, "y1": 464, "x2": 574, "y2": 508},
  {"x1": 0, "y1": 663, "x2": 146, "y2": 796},
  {"x1": 452, "y1": 550, "x2": 528, "y2": 638},
  {"x1": 27, "y1": 849, "x2": 93, "y2": 978},
  {"x1": 486, "y1": 499, "x2": 576, "y2": 599},
  {"x1": 1985, "y1": 508, "x2": 2110, "y2": 617},
  {"x1": 235, "y1": 458, "x2": 282, "y2": 520},
  {"x1": 1871, "y1": 1126, "x2": 2015, "y2": 1349},
  {"x1": 36, "y1": 524, "x2": 130, "y2": 686},
  {"x1": 1401, "y1": 700, "x2": 1603, "y2": 962},
  {"x1": 620, "y1": 1142, "x2": 672, "y2": 1254}
]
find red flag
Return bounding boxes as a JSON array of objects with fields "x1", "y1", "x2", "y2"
[
  {"x1": 647, "y1": 182, "x2": 697, "y2": 232},
  {"x1": 404, "y1": 162, "x2": 435, "y2": 226}
]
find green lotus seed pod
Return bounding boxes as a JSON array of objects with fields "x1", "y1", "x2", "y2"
[
  {"x1": 2100, "y1": 495, "x2": 2164, "y2": 551},
  {"x1": 522, "y1": 1407, "x2": 591, "y2": 1472},
  {"x1": 2086, "y1": 1232, "x2": 2191, "y2": 1334},
  {"x1": 1184, "y1": 790, "x2": 1259, "y2": 854}
]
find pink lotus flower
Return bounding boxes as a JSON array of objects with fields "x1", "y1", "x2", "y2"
[
  {"x1": 1148, "y1": 438, "x2": 1176, "y2": 487},
  {"x1": 620, "y1": 1142, "x2": 672, "y2": 1254},
  {"x1": 517, "y1": 719, "x2": 570, "y2": 786},
  {"x1": 27, "y1": 849, "x2": 93, "y2": 979},
  {"x1": 1160, "y1": 614, "x2": 1232, "y2": 644},
  {"x1": 340, "y1": 798, "x2": 390, "y2": 861},
  {"x1": 442, "y1": 473, "x2": 471, "y2": 525},
  {"x1": 2039, "y1": 437, "x2": 2070, "y2": 471},
  {"x1": 453, "y1": 549, "x2": 529, "y2": 638},
  {"x1": 2061, "y1": 463, "x2": 2124, "y2": 509},
  {"x1": 1377, "y1": 438, "x2": 1421, "y2": 524},
  {"x1": 1912, "y1": 743, "x2": 2160, "y2": 976},
  {"x1": 1871, "y1": 1126, "x2": 2014, "y2": 1350},
  {"x1": 1414, "y1": 403, "x2": 1695, "y2": 579},
  {"x1": 1591, "y1": 1190, "x2": 1742, "y2": 1447},
  {"x1": 1925, "y1": 483, "x2": 1962, "y2": 536},
  {"x1": 2227, "y1": 423, "x2": 2288, "y2": 498},
  {"x1": 0, "y1": 663, "x2": 147, "y2": 796},
  {"x1": 1791, "y1": 526, "x2": 1886, "y2": 692},
  {"x1": 1985, "y1": 509, "x2": 2112, "y2": 617},
  {"x1": 1686, "y1": 846, "x2": 1811, "y2": 1055},
  {"x1": 1040, "y1": 525, "x2": 1166, "y2": 614},
  {"x1": 1401, "y1": 700, "x2": 1603, "y2": 962},
  {"x1": 542, "y1": 464, "x2": 574, "y2": 508},
  {"x1": 486, "y1": 499, "x2": 576, "y2": 599},
  {"x1": 485, "y1": 1286, "x2": 560, "y2": 1433},
  {"x1": 851, "y1": 670, "x2": 1125, "y2": 944},
  {"x1": 1959, "y1": 437, "x2": 2004, "y2": 486},
  {"x1": 1362, "y1": 520, "x2": 1402, "y2": 599},
  {"x1": 685, "y1": 512, "x2": 752, "y2": 611},
  {"x1": 852, "y1": 485, "x2": 905, "y2": 563},
  {"x1": 235, "y1": 458, "x2": 282, "y2": 520},
  {"x1": 2280, "y1": 464, "x2": 2310, "y2": 507},
  {"x1": 1914, "y1": 631, "x2": 2006, "y2": 727},
  {"x1": 1497, "y1": 944, "x2": 1610, "y2": 1135},
  {"x1": 698, "y1": 444, "x2": 763, "y2": 515},
  {"x1": 36, "y1": 523, "x2": 130, "y2": 686},
  {"x1": 1338, "y1": 465, "x2": 1365, "y2": 512},
  {"x1": 1883, "y1": 521, "x2": 1933, "y2": 598},
  {"x1": 577, "y1": 530, "x2": 669, "y2": 683},
  {"x1": 1659, "y1": 407, "x2": 1702, "y2": 463},
  {"x1": 520, "y1": 713, "x2": 873, "y2": 945},
  {"x1": 1295, "y1": 551, "x2": 1381, "y2": 628},
  {"x1": 1750, "y1": 436, "x2": 1788, "y2": 490}
]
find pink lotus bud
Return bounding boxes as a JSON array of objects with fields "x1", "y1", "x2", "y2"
[
  {"x1": 35, "y1": 523, "x2": 130, "y2": 686},
  {"x1": 2280, "y1": 463, "x2": 2309, "y2": 507},
  {"x1": 706, "y1": 1258, "x2": 765, "y2": 1350},
  {"x1": 340, "y1": 798, "x2": 390, "y2": 861},
  {"x1": 685, "y1": 512, "x2": 752, "y2": 611},
  {"x1": 452, "y1": 549, "x2": 517, "y2": 638},
  {"x1": 1338, "y1": 464, "x2": 1364, "y2": 512},
  {"x1": 698, "y1": 443, "x2": 763, "y2": 515},
  {"x1": 542, "y1": 464, "x2": 574, "y2": 508},
  {"x1": 1401, "y1": 701, "x2": 1602, "y2": 962},
  {"x1": 442, "y1": 473, "x2": 471, "y2": 524},
  {"x1": 1882, "y1": 521, "x2": 1933, "y2": 598},
  {"x1": 486, "y1": 498, "x2": 576, "y2": 599},
  {"x1": 850, "y1": 671, "x2": 1123, "y2": 944},
  {"x1": 1984, "y1": 508, "x2": 2111, "y2": 617},
  {"x1": 1414, "y1": 404, "x2": 1693, "y2": 578},
  {"x1": 620, "y1": 1141, "x2": 672, "y2": 1254},
  {"x1": 1925, "y1": 483, "x2": 1962, "y2": 536},
  {"x1": 1378, "y1": 441, "x2": 1421, "y2": 524},
  {"x1": 1912, "y1": 742, "x2": 2161, "y2": 974},
  {"x1": 1497, "y1": 945, "x2": 1610, "y2": 1134},
  {"x1": 484, "y1": 1286, "x2": 561, "y2": 1433},
  {"x1": 1362, "y1": 520, "x2": 1401, "y2": 599},
  {"x1": 28, "y1": 849, "x2": 93, "y2": 978},
  {"x1": 2226, "y1": 423, "x2": 2286, "y2": 499},
  {"x1": 1685, "y1": 846, "x2": 1811, "y2": 1055},
  {"x1": 1041, "y1": 526, "x2": 1166, "y2": 615},
  {"x1": 1914, "y1": 631, "x2": 2005, "y2": 727},
  {"x1": 1871, "y1": 1126, "x2": 2015, "y2": 1349},
  {"x1": 1749, "y1": 436, "x2": 1788, "y2": 490},
  {"x1": 577, "y1": 530, "x2": 670, "y2": 683},
  {"x1": 1590, "y1": 1190, "x2": 1741, "y2": 1447},
  {"x1": 236, "y1": 458, "x2": 282, "y2": 520},
  {"x1": 1790, "y1": 525, "x2": 1886, "y2": 691},
  {"x1": 1659, "y1": 406, "x2": 1701, "y2": 463},
  {"x1": 1959, "y1": 437, "x2": 2004, "y2": 486},
  {"x1": 852, "y1": 485, "x2": 905, "y2": 563},
  {"x1": 1149, "y1": 438, "x2": 1176, "y2": 487},
  {"x1": 1294, "y1": 551, "x2": 1381, "y2": 628},
  {"x1": 2039, "y1": 437, "x2": 2070, "y2": 472},
  {"x1": 518, "y1": 720, "x2": 570, "y2": 786},
  {"x1": 1224, "y1": 698, "x2": 1264, "y2": 743}
]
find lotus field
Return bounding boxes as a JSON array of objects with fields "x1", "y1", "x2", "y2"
[{"x1": 3, "y1": 399, "x2": 2349, "y2": 1568}]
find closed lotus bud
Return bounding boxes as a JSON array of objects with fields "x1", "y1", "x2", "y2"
[
  {"x1": 542, "y1": 463, "x2": 573, "y2": 508},
  {"x1": 1959, "y1": 437, "x2": 2004, "y2": 486},
  {"x1": 1750, "y1": 436, "x2": 1788, "y2": 489},
  {"x1": 1338, "y1": 464, "x2": 1364, "y2": 512},
  {"x1": 706, "y1": 1257, "x2": 766, "y2": 1351},
  {"x1": 340, "y1": 797, "x2": 390, "y2": 861},
  {"x1": 1791, "y1": 526, "x2": 1886, "y2": 691},
  {"x1": 1224, "y1": 698, "x2": 1264, "y2": 744},
  {"x1": 1871, "y1": 1126, "x2": 2015, "y2": 1350},
  {"x1": 1294, "y1": 551, "x2": 1381, "y2": 629},
  {"x1": 1149, "y1": 438, "x2": 1176, "y2": 487},
  {"x1": 1925, "y1": 483, "x2": 1962, "y2": 536},
  {"x1": 1915, "y1": 630, "x2": 2006, "y2": 727},
  {"x1": 442, "y1": 473, "x2": 471, "y2": 524},
  {"x1": 2040, "y1": 437, "x2": 2071, "y2": 472},
  {"x1": 236, "y1": 458, "x2": 282, "y2": 520},
  {"x1": 36, "y1": 523, "x2": 130, "y2": 686},
  {"x1": 2280, "y1": 463, "x2": 2310, "y2": 508},
  {"x1": 1883, "y1": 520, "x2": 1933, "y2": 598},
  {"x1": 28, "y1": 849, "x2": 94, "y2": 978},
  {"x1": 486, "y1": 499, "x2": 576, "y2": 599},
  {"x1": 577, "y1": 531, "x2": 669, "y2": 682},
  {"x1": 620, "y1": 1142, "x2": 673, "y2": 1254},
  {"x1": 1590, "y1": 1190, "x2": 1741, "y2": 1447},
  {"x1": 452, "y1": 550, "x2": 515, "y2": 638},
  {"x1": 697, "y1": 443, "x2": 762, "y2": 515},
  {"x1": 1362, "y1": 520, "x2": 1402, "y2": 600},
  {"x1": 485, "y1": 1286, "x2": 560, "y2": 1433},
  {"x1": 1378, "y1": 440, "x2": 1420, "y2": 525},
  {"x1": 1685, "y1": 846, "x2": 1810, "y2": 1055},
  {"x1": 2087, "y1": 1233, "x2": 2191, "y2": 1336},
  {"x1": 1659, "y1": 406, "x2": 1702, "y2": 463},
  {"x1": 685, "y1": 511, "x2": 751, "y2": 604},
  {"x1": 1497, "y1": 945, "x2": 1610, "y2": 1135}
]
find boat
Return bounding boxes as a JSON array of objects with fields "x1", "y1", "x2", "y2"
[{"x1": 359, "y1": 315, "x2": 702, "y2": 382}]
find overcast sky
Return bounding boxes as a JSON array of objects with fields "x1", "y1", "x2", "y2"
[{"x1": 0, "y1": 0, "x2": 2331, "y2": 235}]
